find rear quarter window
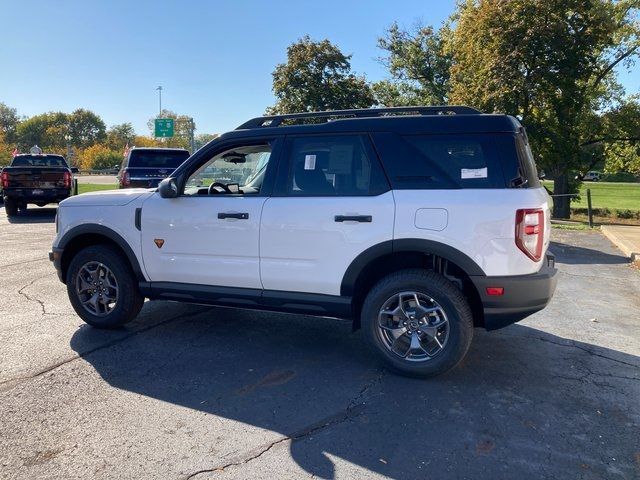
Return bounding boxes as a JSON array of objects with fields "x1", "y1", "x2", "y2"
[{"x1": 371, "y1": 132, "x2": 508, "y2": 189}]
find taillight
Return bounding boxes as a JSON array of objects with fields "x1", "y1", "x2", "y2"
[
  {"x1": 63, "y1": 171, "x2": 72, "y2": 188},
  {"x1": 1, "y1": 171, "x2": 8, "y2": 189},
  {"x1": 121, "y1": 171, "x2": 130, "y2": 187},
  {"x1": 515, "y1": 208, "x2": 544, "y2": 261}
]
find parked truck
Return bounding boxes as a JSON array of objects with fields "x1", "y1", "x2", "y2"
[{"x1": 1, "y1": 154, "x2": 77, "y2": 217}]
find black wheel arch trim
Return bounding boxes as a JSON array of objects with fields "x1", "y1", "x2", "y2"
[
  {"x1": 340, "y1": 238, "x2": 486, "y2": 296},
  {"x1": 57, "y1": 224, "x2": 146, "y2": 282}
]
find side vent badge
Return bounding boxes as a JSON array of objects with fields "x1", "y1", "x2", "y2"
[{"x1": 154, "y1": 239, "x2": 165, "y2": 249}]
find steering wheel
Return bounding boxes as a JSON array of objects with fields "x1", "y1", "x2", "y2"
[{"x1": 208, "y1": 182, "x2": 232, "y2": 195}]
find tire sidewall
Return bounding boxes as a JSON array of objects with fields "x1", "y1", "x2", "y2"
[
  {"x1": 66, "y1": 245, "x2": 142, "y2": 328},
  {"x1": 362, "y1": 271, "x2": 473, "y2": 378}
]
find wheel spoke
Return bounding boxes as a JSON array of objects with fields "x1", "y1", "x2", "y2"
[{"x1": 380, "y1": 324, "x2": 408, "y2": 340}]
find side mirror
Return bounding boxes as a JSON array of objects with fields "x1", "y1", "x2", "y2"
[
  {"x1": 158, "y1": 177, "x2": 178, "y2": 198},
  {"x1": 71, "y1": 167, "x2": 79, "y2": 174},
  {"x1": 538, "y1": 171, "x2": 546, "y2": 180}
]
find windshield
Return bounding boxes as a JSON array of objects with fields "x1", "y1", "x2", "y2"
[
  {"x1": 11, "y1": 156, "x2": 67, "y2": 167},
  {"x1": 128, "y1": 150, "x2": 189, "y2": 168}
]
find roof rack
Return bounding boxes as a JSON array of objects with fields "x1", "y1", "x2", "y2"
[{"x1": 236, "y1": 105, "x2": 482, "y2": 129}]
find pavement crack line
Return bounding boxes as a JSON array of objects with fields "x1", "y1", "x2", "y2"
[
  {"x1": 184, "y1": 368, "x2": 387, "y2": 479},
  {"x1": 496, "y1": 332, "x2": 640, "y2": 369},
  {"x1": 0, "y1": 307, "x2": 211, "y2": 394},
  {"x1": 2, "y1": 257, "x2": 49, "y2": 269},
  {"x1": 16, "y1": 273, "x2": 61, "y2": 317}
]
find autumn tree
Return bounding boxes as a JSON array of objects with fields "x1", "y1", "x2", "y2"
[
  {"x1": 268, "y1": 36, "x2": 374, "y2": 114},
  {"x1": 78, "y1": 144, "x2": 121, "y2": 170}
]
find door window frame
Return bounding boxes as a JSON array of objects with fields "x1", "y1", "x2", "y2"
[
  {"x1": 272, "y1": 133, "x2": 390, "y2": 197},
  {"x1": 174, "y1": 136, "x2": 285, "y2": 198}
]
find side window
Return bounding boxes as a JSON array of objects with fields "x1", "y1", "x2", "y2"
[
  {"x1": 285, "y1": 135, "x2": 388, "y2": 196},
  {"x1": 402, "y1": 134, "x2": 505, "y2": 188},
  {"x1": 183, "y1": 143, "x2": 272, "y2": 196}
]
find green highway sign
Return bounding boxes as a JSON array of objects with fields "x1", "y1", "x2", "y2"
[{"x1": 154, "y1": 118, "x2": 174, "y2": 138}]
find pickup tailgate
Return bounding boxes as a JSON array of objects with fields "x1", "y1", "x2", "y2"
[{"x1": 4, "y1": 167, "x2": 68, "y2": 188}]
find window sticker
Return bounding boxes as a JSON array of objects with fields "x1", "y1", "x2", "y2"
[
  {"x1": 304, "y1": 154, "x2": 316, "y2": 170},
  {"x1": 461, "y1": 167, "x2": 487, "y2": 179}
]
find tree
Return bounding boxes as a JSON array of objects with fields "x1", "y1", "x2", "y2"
[
  {"x1": 375, "y1": 23, "x2": 453, "y2": 106},
  {"x1": 106, "y1": 123, "x2": 135, "y2": 151},
  {"x1": 0, "y1": 102, "x2": 19, "y2": 143},
  {"x1": 67, "y1": 109, "x2": 106, "y2": 149},
  {"x1": 447, "y1": 0, "x2": 639, "y2": 217},
  {"x1": 147, "y1": 109, "x2": 194, "y2": 149},
  {"x1": 268, "y1": 36, "x2": 374, "y2": 114},
  {"x1": 77, "y1": 144, "x2": 121, "y2": 170},
  {"x1": 15, "y1": 112, "x2": 68, "y2": 153},
  {"x1": 379, "y1": 1, "x2": 639, "y2": 218},
  {"x1": 194, "y1": 133, "x2": 217, "y2": 151}
]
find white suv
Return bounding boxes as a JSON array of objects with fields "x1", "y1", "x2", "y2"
[{"x1": 50, "y1": 106, "x2": 557, "y2": 377}]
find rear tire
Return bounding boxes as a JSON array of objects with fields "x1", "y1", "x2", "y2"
[
  {"x1": 4, "y1": 198, "x2": 18, "y2": 217},
  {"x1": 361, "y1": 269, "x2": 473, "y2": 378},
  {"x1": 66, "y1": 245, "x2": 144, "y2": 328}
]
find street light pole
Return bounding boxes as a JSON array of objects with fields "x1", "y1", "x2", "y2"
[{"x1": 156, "y1": 86, "x2": 163, "y2": 116}]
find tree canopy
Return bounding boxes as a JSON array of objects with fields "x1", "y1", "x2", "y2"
[
  {"x1": 268, "y1": 36, "x2": 374, "y2": 114},
  {"x1": 376, "y1": 0, "x2": 640, "y2": 217}
]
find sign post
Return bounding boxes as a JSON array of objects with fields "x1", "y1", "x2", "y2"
[{"x1": 154, "y1": 118, "x2": 174, "y2": 138}]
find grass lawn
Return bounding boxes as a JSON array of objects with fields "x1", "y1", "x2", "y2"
[
  {"x1": 77, "y1": 183, "x2": 118, "y2": 194},
  {"x1": 542, "y1": 180, "x2": 640, "y2": 211}
]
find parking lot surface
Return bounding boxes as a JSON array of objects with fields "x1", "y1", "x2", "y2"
[{"x1": 1, "y1": 206, "x2": 639, "y2": 480}]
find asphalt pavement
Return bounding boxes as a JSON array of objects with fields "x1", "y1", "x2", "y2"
[{"x1": 0, "y1": 206, "x2": 639, "y2": 480}]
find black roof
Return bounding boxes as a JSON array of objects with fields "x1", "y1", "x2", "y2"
[{"x1": 224, "y1": 106, "x2": 521, "y2": 141}]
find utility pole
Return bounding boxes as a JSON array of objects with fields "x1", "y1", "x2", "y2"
[{"x1": 156, "y1": 86, "x2": 163, "y2": 116}]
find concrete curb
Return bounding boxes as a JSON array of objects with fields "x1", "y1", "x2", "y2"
[{"x1": 601, "y1": 225, "x2": 640, "y2": 264}]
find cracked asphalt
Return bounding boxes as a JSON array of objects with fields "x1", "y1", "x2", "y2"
[{"x1": 1, "y1": 206, "x2": 639, "y2": 480}]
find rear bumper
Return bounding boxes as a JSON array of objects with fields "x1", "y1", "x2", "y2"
[
  {"x1": 471, "y1": 253, "x2": 558, "y2": 330},
  {"x1": 3, "y1": 188, "x2": 71, "y2": 203}
]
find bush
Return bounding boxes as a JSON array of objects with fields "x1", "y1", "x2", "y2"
[
  {"x1": 78, "y1": 144, "x2": 121, "y2": 170},
  {"x1": 601, "y1": 172, "x2": 640, "y2": 183},
  {"x1": 616, "y1": 209, "x2": 640, "y2": 219}
]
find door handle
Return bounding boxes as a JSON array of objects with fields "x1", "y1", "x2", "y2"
[
  {"x1": 334, "y1": 215, "x2": 372, "y2": 223},
  {"x1": 218, "y1": 212, "x2": 249, "y2": 220}
]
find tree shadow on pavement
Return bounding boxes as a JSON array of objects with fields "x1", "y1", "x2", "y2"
[
  {"x1": 4, "y1": 207, "x2": 56, "y2": 224},
  {"x1": 550, "y1": 240, "x2": 629, "y2": 265},
  {"x1": 70, "y1": 305, "x2": 640, "y2": 479}
]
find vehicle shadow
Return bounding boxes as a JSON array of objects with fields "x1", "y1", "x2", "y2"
[
  {"x1": 69, "y1": 305, "x2": 640, "y2": 479},
  {"x1": 5, "y1": 207, "x2": 57, "y2": 224},
  {"x1": 550, "y1": 240, "x2": 629, "y2": 265}
]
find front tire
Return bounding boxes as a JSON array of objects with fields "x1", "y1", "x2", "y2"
[
  {"x1": 361, "y1": 269, "x2": 473, "y2": 378},
  {"x1": 4, "y1": 198, "x2": 18, "y2": 217},
  {"x1": 66, "y1": 245, "x2": 144, "y2": 328}
]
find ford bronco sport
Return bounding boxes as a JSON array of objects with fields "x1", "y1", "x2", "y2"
[{"x1": 50, "y1": 106, "x2": 557, "y2": 377}]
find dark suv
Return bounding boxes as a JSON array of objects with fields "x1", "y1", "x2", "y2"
[{"x1": 118, "y1": 147, "x2": 190, "y2": 189}]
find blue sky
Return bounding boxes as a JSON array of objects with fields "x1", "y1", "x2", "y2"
[{"x1": 1, "y1": 0, "x2": 638, "y2": 137}]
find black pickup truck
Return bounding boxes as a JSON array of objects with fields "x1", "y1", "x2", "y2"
[
  {"x1": 118, "y1": 147, "x2": 190, "y2": 188},
  {"x1": 1, "y1": 154, "x2": 77, "y2": 217}
]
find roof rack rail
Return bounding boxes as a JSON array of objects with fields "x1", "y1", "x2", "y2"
[{"x1": 236, "y1": 105, "x2": 482, "y2": 129}]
